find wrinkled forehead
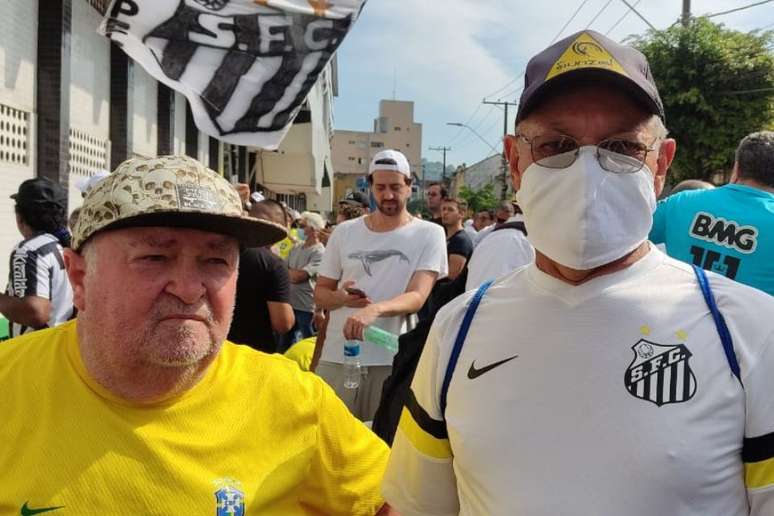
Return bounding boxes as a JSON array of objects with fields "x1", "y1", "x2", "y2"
[
  {"x1": 93, "y1": 226, "x2": 239, "y2": 253},
  {"x1": 371, "y1": 170, "x2": 407, "y2": 186},
  {"x1": 518, "y1": 84, "x2": 654, "y2": 136}
]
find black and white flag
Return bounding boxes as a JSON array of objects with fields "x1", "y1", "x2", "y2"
[{"x1": 101, "y1": 0, "x2": 365, "y2": 149}]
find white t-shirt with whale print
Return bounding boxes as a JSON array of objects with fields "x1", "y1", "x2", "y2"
[{"x1": 319, "y1": 216, "x2": 448, "y2": 366}]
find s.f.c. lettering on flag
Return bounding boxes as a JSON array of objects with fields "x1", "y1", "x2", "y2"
[{"x1": 100, "y1": 0, "x2": 366, "y2": 149}]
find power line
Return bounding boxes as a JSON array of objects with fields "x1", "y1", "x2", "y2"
[
  {"x1": 428, "y1": 146, "x2": 452, "y2": 180},
  {"x1": 483, "y1": 73, "x2": 524, "y2": 101},
  {"x1": 617, "y1": 0, "x2": 657, "y2": 31},
  {"x1": 605, "y1": 0, "x2": 641, "y2": 35},
  {"x1": 447, "y1": 103, "x2": 483, "y2": 145},
  {"x1": 721, "y1": 87, "x2": 774, "y2": 95},
  {"x1": 706, "y1": 0, "x2": 774, "y2": 19},
  {"x1": 495, "y1": 84, "x2": 525, "y2": 103},
  {"x1": 551, "y1": 0, "x2": 592, "y2": 44},
  {"x1": 451, "y1": 104, "x2": 498, "y2": 148},
  {"x1": 586, "y1": 0, "x2": 615, "y2": 29},
  {"x1": 483, "y1": 0, "x2": 592, "y2": 100},
  {"x1": 455, "y1": 116, "x2": 502, "y2": 153}
]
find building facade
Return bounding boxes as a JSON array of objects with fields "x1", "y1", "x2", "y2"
[
  {"x1": 451, "y1": 154, "x2": 511, "y2": 199},
  {"x1": 331, "y1": 100, "x2": 422, "y2": 203},
  {"x1": 251, "y1": 60, "x2": 337, "y2": 214},
  {"x1": 0, "y1": 0, "x2": 336, "y2": 281}
]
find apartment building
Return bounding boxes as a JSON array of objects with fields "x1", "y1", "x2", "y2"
[{"x1": 331, "y1": 100, "x2": 422, "y2": 202}]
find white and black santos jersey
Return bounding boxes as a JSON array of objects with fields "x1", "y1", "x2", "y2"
[{"x1": 6, "y1": 233, "x2": 73, "y2": 337}]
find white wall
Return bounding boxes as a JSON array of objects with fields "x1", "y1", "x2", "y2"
[
  {"x1": 69, "y1": 0, "x2": 111, "y2": 212},
  {"x1": 173, "y1": 92, "x2": 186, "y2": 155},
  {"x1": 0, "y1": 0, "x2": 38, "y2": 283},
  {"x1": 131, "y1": 65, "x2": 158, "y2": 158},
  {"x1": 0, "y1": 0, "x2": 37, "y2": 112},
  {"x1": 198, "y1": 130, "x2": 209, "y2": 165}
]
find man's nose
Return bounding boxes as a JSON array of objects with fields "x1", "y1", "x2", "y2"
[{"x1": 164, "y1": 260, "x2": 207, "y2": 305}]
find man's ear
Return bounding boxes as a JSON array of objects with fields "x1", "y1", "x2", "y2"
[
  {"x1": 729, "y1": 162, "x2": 739, "y2": 184},
  {"x1": 64, "y1": 248, "x2": 87, "y2": 311},
  {"x1": 504, "y1": 135, "x2": 523, "y2": 191},
  {"x1": 653, "y1": 138, "x2": 677, "y2": 198}
]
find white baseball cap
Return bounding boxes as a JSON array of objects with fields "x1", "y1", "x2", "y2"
[
  {"x1": 75, "y1": 170, "x2": 111, "y2": 194},
  {"x1": 369, "y1": 149, "x2": 411, "y2": 178}
]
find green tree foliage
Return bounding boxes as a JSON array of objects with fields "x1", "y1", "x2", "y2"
[
  {"x1": 630, "y1": 19, "x2": 774, "y2": 183},
  {"x1": 458, "y1": 184, "x2": 499, "y2": 213}
]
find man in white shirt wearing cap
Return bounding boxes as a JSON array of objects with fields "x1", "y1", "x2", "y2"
[
  {"x1": 383, "y1": 30, "x2": 774, "y2": 515},
  {"x1": 315, "y1": 149, "x2": 448, "y2": 422}
]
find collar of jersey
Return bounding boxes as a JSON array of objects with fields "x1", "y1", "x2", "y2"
[
  {"x1": 524, "y1": 244, "x2": 665, "y2": 306},
  {"x1": 724, "y1": 183, "x2": 774, "y2": 199},
  {"x1": 65, "y1": 321, "x2": 221, "y2": 408}
]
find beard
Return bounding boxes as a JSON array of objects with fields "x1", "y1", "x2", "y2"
[
  {"x1": 136, "y1": 298, "x2": 226, "y2": 368},
  {"x1": 375, "y1": 198, "x2": 404, "y2": 216}
]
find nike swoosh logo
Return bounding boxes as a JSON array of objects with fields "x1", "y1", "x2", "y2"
[
  {"x1": 20, "y1": 502, "x2": 64, "y2": 515},
  {"x1": 467, "y1": 355, "x2": 519, "y2": 379}
]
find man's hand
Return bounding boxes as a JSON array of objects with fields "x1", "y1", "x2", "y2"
[
  {"x1": 313, "y1": 309, "x2": 326, "y2": 332},
  {"x1": 338, "y1": 280, "x2": 372, "y2": 309},
  {"x1": 235, "y1": 183, "x2": 251, "y2": 208},
  {"x1": 343, "y1": 303, "x2": 382, "y2": 341}
]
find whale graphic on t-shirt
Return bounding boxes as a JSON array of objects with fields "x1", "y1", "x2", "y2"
[{"x1": 348, "y1": 250, "x2": 410, "y2": 276}]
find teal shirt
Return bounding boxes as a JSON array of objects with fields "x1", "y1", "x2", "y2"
[{"x1": 650, "y1": 184, "x2": 774, "y2": 296}]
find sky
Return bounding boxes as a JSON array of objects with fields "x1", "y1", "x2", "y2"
[{"x1": 332, "y1": 0, "x2": 774, "y2": 170}]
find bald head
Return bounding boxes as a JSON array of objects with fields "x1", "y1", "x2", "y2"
[{"x1": 250, "y1": 200, "x2": 287, "y2": 227}]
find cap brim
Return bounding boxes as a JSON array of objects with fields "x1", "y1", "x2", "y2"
[
  {"x1": 518, "y1": 69, "x2": 663, "y2": 123},
  {"x1": 79, "y1": 211, "x2": 287, "y2": 250}
]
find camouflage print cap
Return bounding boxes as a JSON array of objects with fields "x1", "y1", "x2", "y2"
[{"x1": 71, "y1": 155, "x2": 287, "y2": 250}]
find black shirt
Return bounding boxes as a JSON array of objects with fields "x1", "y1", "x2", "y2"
[
  {"x1": 446, "y1": 229, "x2": 474, "y2": 260},
  {"x1": 228, "y1": 247, "x2": 290, "y2": 353}
]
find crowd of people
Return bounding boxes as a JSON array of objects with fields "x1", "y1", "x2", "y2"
[{"x1": 1, "y1": 29, "x2": 773, "y2": 515}]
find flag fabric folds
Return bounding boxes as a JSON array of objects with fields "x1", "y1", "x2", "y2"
[{"x1": 101, "y1": 0, "x2": 365, "y2": 149}]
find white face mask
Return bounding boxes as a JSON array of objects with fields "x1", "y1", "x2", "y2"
[{"x1": 517, "y1": 146, "x2": 656, "y2": 270}]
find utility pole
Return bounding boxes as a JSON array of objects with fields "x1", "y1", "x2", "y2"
[
  {"x1": 681, "y1": 0, "x2": 691, "y2": 26},
  {"x1": 429, "y1": 146, "x2": 451, "y2": 182},
  {"x1": 482, "y1": 99, "x2": 518, "y2": 200}
]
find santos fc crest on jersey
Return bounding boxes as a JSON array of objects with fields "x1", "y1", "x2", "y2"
[{"x1": 624, "y1": 340, "x2": 697, "y2": 407}]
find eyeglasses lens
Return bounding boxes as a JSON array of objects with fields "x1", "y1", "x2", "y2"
[{"x1": 529, "y1": 134, "x2": 650, "y2": 174}]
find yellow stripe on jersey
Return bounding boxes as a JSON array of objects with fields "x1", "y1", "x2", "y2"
[
  {"x1": 743, "y1": 431, "x2": 774, "y2": 489},
  {"x1": 745, "y1": 457, "x2": 774, "y2": 489},
  {"x1": 398, "y1": 406, "x2": 452, "y2": 459}
]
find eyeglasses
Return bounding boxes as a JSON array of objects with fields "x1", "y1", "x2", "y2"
[{"x1": 516, "y1": 133, "x2": 660, "y2": 174}]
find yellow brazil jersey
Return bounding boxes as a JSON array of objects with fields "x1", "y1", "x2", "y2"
[
  {"x1": 0, "y1": 321, "x2": 388, "y2": 515},
  {"x1": 276, "y1": 236, "x2": 295, "y2": 260}
]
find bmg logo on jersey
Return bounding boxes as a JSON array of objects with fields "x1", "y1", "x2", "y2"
[
  {"x1": 624, "y1": 340, "x2": 696, "y2": 407},
  {"x1": 689, "y1": 212, "x2": 758, "y2": 254}
]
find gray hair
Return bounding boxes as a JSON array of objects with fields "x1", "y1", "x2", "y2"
[
  {"x1": 300, "y1": 211, "x2": 326, "y2": 231},
  {"x1": 516, "y1": 114, "x2": 669, "y2": 141},
  {"x1": 647, "y1": 115, "x2": 669, "y2": 140},
  {"x1": 735, "y1": 131, "x2": 774, "y2": 188}
]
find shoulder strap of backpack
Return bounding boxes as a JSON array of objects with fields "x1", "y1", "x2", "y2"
[
  {"x1": 692, "y1": 265, "x2": 742, "y2": 386},
  {"x1": 492, "y1": 221, "x2": 527, "y2": 235},
  {"x1": 440, "y1": 280, "x2": 494, "y2": 416}
]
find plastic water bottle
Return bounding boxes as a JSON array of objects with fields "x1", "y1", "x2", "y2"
[
  {"x1": 343, "y1": 341, "x2": 362, "y2": 390},
  {"x1": 364, "y1": 326, "x2": 399, "y2": 354}
]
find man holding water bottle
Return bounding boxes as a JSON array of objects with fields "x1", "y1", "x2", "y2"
[{"x1": 315, "y1": 149, "x2": 448, "y2": 421}]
